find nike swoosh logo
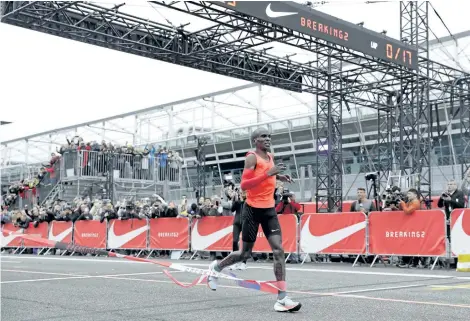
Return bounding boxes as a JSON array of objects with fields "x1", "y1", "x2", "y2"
[
  {"x1": 300, "y1": 216, "x2": 366, "y2": 253},
  {"x1": 48, "y1": 225, "x2": 73, "y2": 242},
  {"x1": 451, "y1": 210, "x2": 470, "y2": 256},
  {"x1": 107, "y1": 222, "x2": 148, "y2": 249},
  {"x1": 1, "y1": 230, "x2": 22, "y2": 247},
  {"x1": 191, "y1": 220, "x2": 233, "y2": 251},
  {"x1": 265, "y1": 3, "x2": 297, "y2": 18}
]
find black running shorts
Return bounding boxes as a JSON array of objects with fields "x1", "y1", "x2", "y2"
[{"x1": 241, "y1": 203, "x2": 281, "y2": 243}]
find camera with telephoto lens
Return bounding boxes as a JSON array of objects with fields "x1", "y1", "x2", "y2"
[
  {"x1": 282, "y1": 189, "x2": 291, "y2": 203},
  {"x1": 441, "y1": 191, "x2": 451, "y2": 198},
  {"x1": 381, "y1": 186, "x2": 405, "y2": 207}
]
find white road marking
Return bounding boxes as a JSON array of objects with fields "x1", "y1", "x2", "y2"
[
  {"x1": 0, "y1": 260, "x2": 22, "y2": 263},
  {"x1": 333, "y1": 283, "x2": 435, "y2": 295},
  {"x1": 2, "y1": 266, "x2": 469, "y2": 309},
  {"x1": 0, "y1": 269, "x2": 183, "y2": 284},
  {"x1": 3, "y1": 255, "x2": 469, "y2": 280}
]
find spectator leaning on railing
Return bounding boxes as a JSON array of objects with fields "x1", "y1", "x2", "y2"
[
  {"x1": 349, "y1": 187, "x2": 376, "y2": 215},
  {"x1": 398, "y1": 188, "x2": 421, "y2": 215},
  {"x1": 396, "y1": 188, "x2": 423, "y2": 268}
]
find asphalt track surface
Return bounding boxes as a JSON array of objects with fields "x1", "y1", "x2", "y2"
[{"x1": 1, "y1": 255, "x2": 470, "y2": 321}]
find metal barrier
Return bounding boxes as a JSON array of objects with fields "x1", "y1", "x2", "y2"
[
  {"x1": 59, "y1": 150, "x2": 182, "y2": 184},
  {"x1": 2, "y1": 210, "x2": 461, "y2": 271}
]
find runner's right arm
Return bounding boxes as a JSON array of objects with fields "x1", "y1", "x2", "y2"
[
  {"x1": 240, "y1": 154, "x2": 266, "y2": 190},
  {"x1": 241, "y1": 154, "x2": 285, "y2": 190}
]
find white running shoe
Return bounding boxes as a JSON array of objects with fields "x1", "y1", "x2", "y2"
[
  {"x1": 207, "y1": 260, "x2": 219, "y2": 291},
  {"x1": 238, "y1": 262, "x2": 247, "y2": 270},
  {"x1": 228, "y1": 262, "x2": 239, "y2": 270},
  {"x1": 274, "y1": 296, "x2": 302, "y2": 312}
]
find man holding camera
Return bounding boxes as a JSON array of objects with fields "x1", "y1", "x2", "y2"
[
  {"x1": 398, "y1": 188, "x2": 421, "y2": 215},
  {"x1": 438, "y1": 179, "x2": 465, "y2": 268},
  {"x1": 437, "y1": 180, "x2": 465, "y2": 220},
  {"x1": 275, "y1": 190, "x2": 301, "y2": 214},
  {"x1": 397, "y1": 188, "x2": 423, "y2": 268}
]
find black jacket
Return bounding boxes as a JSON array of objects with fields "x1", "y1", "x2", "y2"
[{"x1": 437, "y1": 190, "x2": 465, "y2": 219}]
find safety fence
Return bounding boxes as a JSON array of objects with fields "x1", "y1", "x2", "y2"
[
  {"x1": 301, "y1": 196, "x2": 444, "y2": 213},
  {"x1": 59, "y1": 150, "x2": 182, "y2": 184},
  {"x1": 2, "y1": 209, "x2": 469, "y2": 262}
]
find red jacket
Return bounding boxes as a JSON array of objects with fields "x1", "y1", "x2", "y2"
[{"x1": 276, "y1": 201, "x2": 301, "y2": 214}]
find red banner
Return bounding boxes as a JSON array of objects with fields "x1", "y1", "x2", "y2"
[
  {"x1": 149, "y1": 218, "x2": 189, "y2": 250},
  {"x1": 369, "y1": 210, "x2": 446, "y2": 256},
  {"x1": 451, "y1": 209, "x2": 470, "y2": 257},
  {"x1": 301, "y1": 201, "x2": 355, "y2": 214},
  {"x1": 191, "y1": 216, "x2": 233, "y2": 251},
  {"x1": 252, "y1": 214, "x2": 298, "y2": 253},
  {"x1": 300, "y1": 213, "x2": 366, "y2": 254},
  {"x1": 48, "y1": 221, "x2": 73, "y2": 243},
  {"x1": 1, "y1": 223, "x2": 22, "y2": 247},
  {"x1": 107, "y1": 219, "x2": 148, "y2": 249},
  {"x1": 23, "y1": 222, "x2": 49, "y2": 247},
  {"x1": 73, "y1": 220, "x2": 107, "y2": 249}
]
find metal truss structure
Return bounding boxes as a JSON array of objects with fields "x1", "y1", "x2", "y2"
[
  {"x1": 195, "y1": 136, "x2": 208, "y2": 200},
  {"x1": 1, "y1": 1, "x2": 470, "y2": 211}
]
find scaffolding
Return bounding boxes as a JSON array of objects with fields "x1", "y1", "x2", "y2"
[{"x1": 1, "y1": 1, "x2": 470, "y2": 211}]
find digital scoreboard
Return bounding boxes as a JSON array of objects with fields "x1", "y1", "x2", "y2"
[{"x1": 217, "y1": 1, "x2": 418, "y2": 70}]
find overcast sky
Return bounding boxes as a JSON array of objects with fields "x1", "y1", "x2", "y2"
[{"x1": 1, "y1": 0, "x2": 469, "y2": 162}]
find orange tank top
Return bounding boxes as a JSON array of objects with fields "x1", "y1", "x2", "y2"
[{"x1": 245, "y1": 151, "x2": 276, "y2": 209}]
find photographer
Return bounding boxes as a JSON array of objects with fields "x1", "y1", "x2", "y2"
[
  {"x1": 395, "y1": 188, "x2": 423, "y2": 268},
  {"x1": 438, "y1": 179, "x2": 465, "y2": 269},
  {"x1": 99, "y1": 200, "x2": 117, "y2": 223},
  {"x1": 399, "y1": 188, "x2": 421, "y2": 215},
  {"x1": 350, "y1": 187, "x2": 376, "y2": 214},
  {"x1": 437, "y1": 180, "x2": 465, "y2": 220},
  {"x1": 12, "y1": 210, "x2": 31, "y2": 229},
  {"x1": 275, "y1": 190, "x2": 301, "y2": 214}
]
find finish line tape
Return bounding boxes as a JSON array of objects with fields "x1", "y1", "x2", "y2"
[{"x1": 2, "y1": 230, "x2": 285, "y2": 294}]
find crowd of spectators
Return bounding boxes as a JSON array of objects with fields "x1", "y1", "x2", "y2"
[
  {"x1": 1, "y1": 136, "x2": 185, "y2": 210},
  {"x1": 2, "y1": 166, "x2": 470, "y2": 266},
  {"x1": 54, "y1": 136, "x2": 183, "y2": 181}
]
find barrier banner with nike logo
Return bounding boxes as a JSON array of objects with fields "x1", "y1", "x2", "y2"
[
  {"x1": 73, "y1": 220, "x2": 107, "y2": 249},
  {"x1": 48, "y1": 221, "x2": 73, "y2": 243},
  {"x1": 149, "y1": 218, "x2": 189, "y2": 250},
  {"x1": 108, "y1": 219, "x2": 148, "y2": 249},
  {"x1": 191, "y1": 216, "x2": 233, "y2": 251},
  {"x1": 369, "y1": 210, "x2": 446, "y2": 256},
  {"x1": 450, "y1": 209, "x2": 470, "y2": 257},
  {"x1": 300, "y1": 213, "x2": 366, "y2": 254},
  {"x1": 252, "y1": 214, "x2": 297, "y2": 253},
  {"x1": 1, "y1": 223, "x2": 22, "y2": 247},
  {"x1": 23, "y1": 222, "x2": 49, "y2": 248}
]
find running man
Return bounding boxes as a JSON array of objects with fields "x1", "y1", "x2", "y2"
[{"x1": 207, "y1": 128, "x2": 302, "y2": 312}]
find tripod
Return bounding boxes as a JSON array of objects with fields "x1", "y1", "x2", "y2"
[{"x1": 366, "y1": 178, "x2": 381, "y2": 211}]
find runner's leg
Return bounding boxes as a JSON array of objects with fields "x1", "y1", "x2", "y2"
[
  {"x1": 216, "y1": 204, "x2": 257, "y2": 270},
  {"x1": 262, "y1": 212, "x2": 301, "y2": 312},
  {"x1": 231, "y1": 212, "x2": 247, "y2": 267},
  {"x1": 207, "y1": 204, "x2": 258, "y2": 290},
  {"x1": 260, "y1": 211, "x2": 286, "y2": 299}
]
